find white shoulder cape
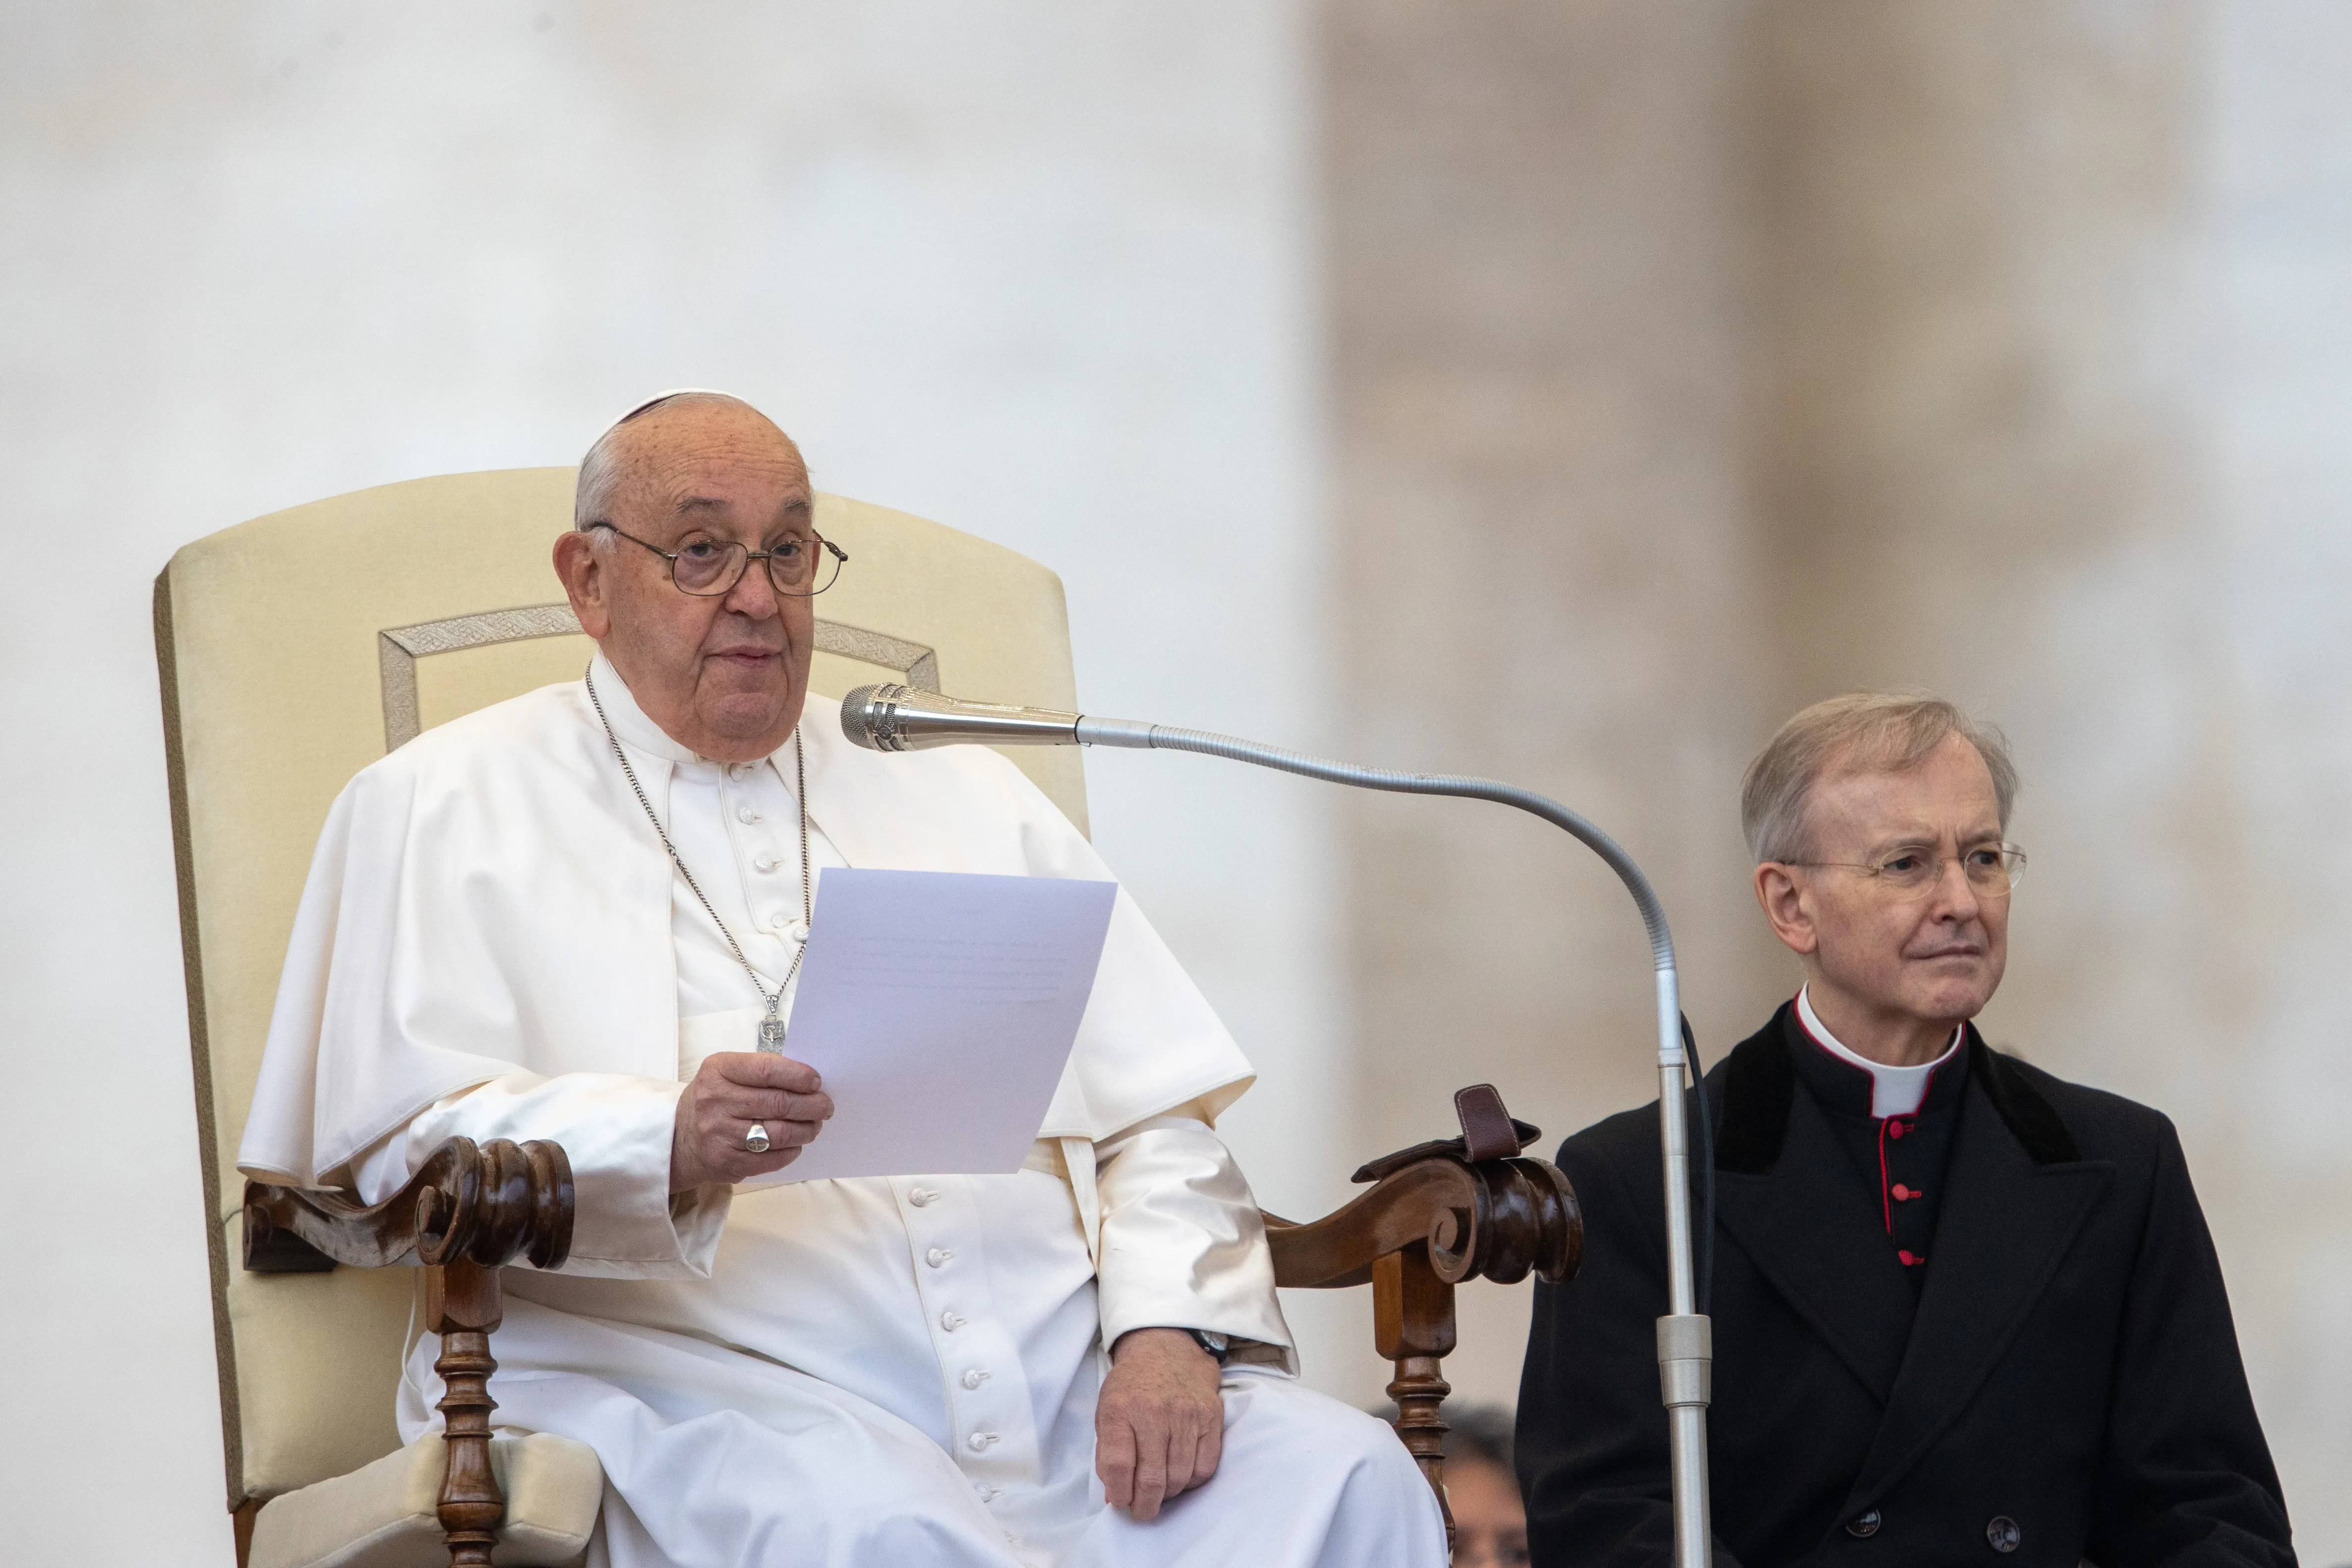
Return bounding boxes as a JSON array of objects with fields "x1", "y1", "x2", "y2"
[{"x1": 238, "y1": 677, "x2": 1256, "y2": 1186}]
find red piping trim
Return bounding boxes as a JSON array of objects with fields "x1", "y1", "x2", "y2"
[{"x1": 1876, "y1": 1117, "x2": 1892, "y2": 1234}]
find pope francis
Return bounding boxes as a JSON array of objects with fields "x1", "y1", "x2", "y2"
[{"x1": 236, "y1": 392, "x2": 1444, "y2": 1568}]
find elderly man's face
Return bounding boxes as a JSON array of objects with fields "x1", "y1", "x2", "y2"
[
  {"x1": 553, "y1": 403, "x2": 817, "y2": 762},
  {"x1": 1755, "y1": 733, "x2": 2010, "y2": 1055}
]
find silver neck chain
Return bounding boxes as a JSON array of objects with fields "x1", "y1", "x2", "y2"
[{"x1": 583, "y1": 664, "x2": 812, "y2": 1025}]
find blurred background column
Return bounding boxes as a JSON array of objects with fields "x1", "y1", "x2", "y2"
[
  {"x1": 1738, "y1": 0, "x2": 2352, "y2": 1539},
  {"x1": 1320, "y1": 0, "x2": 2352, "y2": 1548},
  {"x1": 1320, "y1": 0, "x2": 1778, "y2": 1411}
]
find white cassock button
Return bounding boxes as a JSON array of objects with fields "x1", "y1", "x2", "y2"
[
  {"x1": 977, "y1": 1485, "x2": 1001, "y2": 1502},
  {"x1": 908, "y1": 1187, "x2": 938, "y2": 1206},
  {"x1": 767, "y1": 910, "x2": 790, "y2": 930},
  {"x1": 783, "y1": 918, "x2": 810, "y2": 944},
  {"x1": 753, "y1": 853, "x2": 777, "y2": 873},
  {"x1": 968, "y1": 1432, "x2": 999, "y2": 1452},
  {"x1": 737, "y1": 805, "x2": 759, "y2": 824},
  {"x1": 962, "y1": 1369, "x2": 990, "y2": 1390},
  {"x1": 927, "y1": 1247, "x2": 953, "y2": 1267},
  {"x1": 940, "y1": 1310, "x2": 966, "y2": 1332}
]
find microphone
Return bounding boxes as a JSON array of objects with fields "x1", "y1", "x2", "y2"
[
  {"x1": 838, "y1": 679, "x2": 1717, "y2": 1566},
  {"x1": 840, "y1": 685, "x2": 1159, "y2": 751}
]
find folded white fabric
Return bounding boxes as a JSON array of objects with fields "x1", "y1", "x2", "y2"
[{"x1": 248, "y1": 1432, "x2": 602, "y2": 1568}]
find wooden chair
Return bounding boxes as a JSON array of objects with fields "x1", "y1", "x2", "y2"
[{"x1": 156, "y1": 470, "x2": 1583, "y2": 1568}]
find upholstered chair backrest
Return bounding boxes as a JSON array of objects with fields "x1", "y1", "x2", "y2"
[{"x1": 155, "y1": 468, "x2": 1085, "y2": 1509}]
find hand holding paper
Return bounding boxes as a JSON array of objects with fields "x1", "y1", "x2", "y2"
[{"x1": 671, "y1": 1050, "x2": 834, "y2": 1191}]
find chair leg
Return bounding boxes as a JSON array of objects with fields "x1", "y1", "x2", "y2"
[
  {"x1": 1373, "y1": 1247, "x2": 1459, "y2": 1548},
  {"x1": 427, "y1": 1259, "x2": 506, "y2": 1568},
  {"x1": 232, "y1": 1498, "x2": 261, "y2": 1568}
]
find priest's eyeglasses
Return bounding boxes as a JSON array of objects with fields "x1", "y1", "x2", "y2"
[
  {"x1": 587, "y1": 522, "x2": 848, "y2": 597},
  {"x1": 1786, "y1": 844, "x2": 2027, "y2": 900}
]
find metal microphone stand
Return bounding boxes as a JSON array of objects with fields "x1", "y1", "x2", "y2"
[
  {"x1": 1070, "y1": 716, "x2": 1714, "y2": 1566},
  {"x1": 840, "y1": 685, "x2": 1715, "y2": 1560}
]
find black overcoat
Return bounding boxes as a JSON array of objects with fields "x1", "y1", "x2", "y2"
[{"x1": 1518, "y1": 1004, "x2": 2294, "y2": 1568}]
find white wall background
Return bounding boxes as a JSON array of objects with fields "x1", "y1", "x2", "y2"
[{"x1": 0, "y1": 6, "x2": 1352, "y2": 1560}]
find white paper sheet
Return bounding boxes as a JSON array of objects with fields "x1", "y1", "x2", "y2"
[{"x1": 741, "y1": 867, "x2": 1119, "y2": 1186}]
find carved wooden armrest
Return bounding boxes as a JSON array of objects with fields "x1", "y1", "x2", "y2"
[
  {"x1": 1261, "y1": 1085, "x2": 1580, "y2": 1538},
  {"x1": 241, "y1": 1138, "x2": 574, "y2": 1568}
]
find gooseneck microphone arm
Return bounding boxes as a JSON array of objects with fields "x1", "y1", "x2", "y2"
[{"x1": 843, "y1": 685, "x2": 1715, "y2": 1567}]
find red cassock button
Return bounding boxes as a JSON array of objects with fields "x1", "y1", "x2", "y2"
[
  {"x1": 1892, "y1": 1184, "x2": 1916, "y2": 1201},
  {"x1": 1898, "y1": 1249, "x2": 1924, "y2": 1266},
  {"x1": 1886, "y1": 1121, "x2": 1907, "y2": 1139}
]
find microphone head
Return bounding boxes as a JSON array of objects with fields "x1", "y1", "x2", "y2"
[
  {"x1": 839, "y1": 684, "x2": 909, "y2": 751},
  {"x1": 840, "y1": 684, "x2": 1083, "y2": 750}
]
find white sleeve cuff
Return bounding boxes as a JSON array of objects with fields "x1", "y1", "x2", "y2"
[
  {"x1": 1093, "y1": 1117, "x2": 1296, "y2": 1373},
  {"x1": 354, "y1": 1072, "x2": 730, "y2": 1279}
]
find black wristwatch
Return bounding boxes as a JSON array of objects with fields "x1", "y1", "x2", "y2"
[{"x1": 1187, "y1": 1329, "x2": 1233, "y2": 1363}]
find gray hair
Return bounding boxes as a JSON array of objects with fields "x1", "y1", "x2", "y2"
[
  {"x1": 1443, "y1": 1404, "x2": 1516, "y2": 1472},
  {"x1": 572, "y1": 390, "x2": 767, "y2": 533},
  {"x1": 1741, "y1": 693, "x2": 2019, "y2": 863}
]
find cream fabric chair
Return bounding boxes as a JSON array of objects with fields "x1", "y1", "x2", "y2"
[
  {"x1": 157, "y1": 469, "x2": 1088, "y2": 1566},
  {"x1": 160, "y1": 467, "x2": 1577, "y2": 1566}
]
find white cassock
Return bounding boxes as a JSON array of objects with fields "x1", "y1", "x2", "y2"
[{"x1": 239, "y1": 653, "x2": 1445, "y2": 1568}]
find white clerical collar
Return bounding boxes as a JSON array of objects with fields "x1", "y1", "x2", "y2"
[
  {"x1": 585, "y1": 650, "x2": 796, "y2": 780},
  {"x1": 1795, "y1": 986, "x2": 1963, "y2": 1120},
  {"x1": 586, "y1": 651, "x2": 702, "y2": 766}
]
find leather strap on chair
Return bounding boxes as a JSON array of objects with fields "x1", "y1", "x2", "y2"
[
  {"x1": 1349, "y1": 1081, "x2": 1542, "y2": 1184},
  {"x1": 1454, "y1": 1083, "x2": 1521, "y2": 1163}
]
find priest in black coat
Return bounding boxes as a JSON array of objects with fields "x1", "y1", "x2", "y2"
[{"x1": 1518, "y1": 695, "x2": 2295, "y2": 1568}]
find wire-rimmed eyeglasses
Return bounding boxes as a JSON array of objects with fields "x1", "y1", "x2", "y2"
[
  {"x1": 586, "y1": 521, "x2": 848, "y2": 597},
  {"x1": 1781, "y1": 843, "x2": 2027, "y2": 900}
]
